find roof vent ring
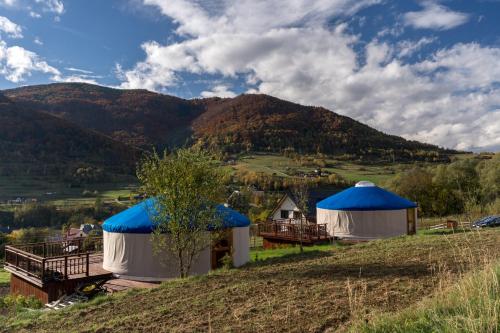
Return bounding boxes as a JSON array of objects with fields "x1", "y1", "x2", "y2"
[{"x1": 355, "y1": 181, "x2": 376, "y2": 187}]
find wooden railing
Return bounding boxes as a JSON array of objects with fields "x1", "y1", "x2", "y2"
[
  {"x1": 4, "y1": 237, "x2": 103, "y2": 284},
  {"x1": 257, "y1": 222, "x2": 328, "y2": 242},
  {"x1": 268, "y1": 217, "x2": 317, "y2": 225},
  {"x1": 10, "y1": 237, "x2": 103, "y2": 258}
]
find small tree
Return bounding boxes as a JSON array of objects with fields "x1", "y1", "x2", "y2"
[
  {"x1": 290, "y1": 179, "x2": 309, "y2": 253},
  {"x1": 137, "y1": 148, "x2": 225, "y2": 278}
]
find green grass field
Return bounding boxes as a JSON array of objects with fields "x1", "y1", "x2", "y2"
[
  {"x1": 0, "y1": 173, "x2": 138, "y2": 208},
  {"x1": 250, "y1": 243, "x2": 336, "y2": 261},
  {"x1": 0, "y1": 267, "x2": 10, "y2": 287},
  {"x1": 232, "y1": 153, "x2": 409, "y2": 184},
  {"x1": 0, "y1": 154, "x2": 405, "y2": 210},
  {"x1": 2, "y1": 229, "x2": 499, "y2": 332}
]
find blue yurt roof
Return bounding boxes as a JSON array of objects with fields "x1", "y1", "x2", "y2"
[
  {"x1": 316, "y1": 181, "x2": 417, "y2": 211},
  {"x1": 103, "y1": 198, "x2": 251, "y2": 233}
]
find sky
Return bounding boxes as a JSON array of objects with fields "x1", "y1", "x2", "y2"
[{"x1": 0, "y1": 0, "x2": 499, "y2": 152}]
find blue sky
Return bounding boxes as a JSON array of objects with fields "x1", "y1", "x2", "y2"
[{"x1": 0, "y1": 0, "x2": 499, "y2": 151}]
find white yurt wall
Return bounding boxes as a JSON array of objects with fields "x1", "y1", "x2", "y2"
[
  {"x1": 102, "y1": 198, "x2": 252, "y2": 281},
  {"x1": 316, "y1": 208, "x2": 408, "y2": 239},
  {"x1": 232, "y1": 226, "x2": 250, "y2": 267},
  {"x1": 102, "y1": 231, "x2": 211, "y2": 281},
  {"x1": 316, "y1": 181, "x2": 417, "y2": 240}
]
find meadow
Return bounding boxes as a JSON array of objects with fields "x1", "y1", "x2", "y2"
[
  {"x1": 0, "y1": 154, "x2": 408, "y2": 210},
  {"x1": 2, "y1": 228, "x2": 499, "y2": 332},
  {"x1": 232, "y1": 153, "x2": 402, "y2": 184},
  {"x1": 0, "y1": 173, "x2": 138, "y2": 209}
]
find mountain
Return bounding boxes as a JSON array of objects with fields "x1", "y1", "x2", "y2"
[
  {"x1": 192, "y1": 94, "x2": 454, "y2": 160},
  {"x1": 3, "y1": 83, "x2": 455, "y2": 163},
  {"x1": 0, "y1": 92, "x2": 139, "y2": 178},
  {"x1": 4, "y1": 83, "x2": 202, "y2": 149}
]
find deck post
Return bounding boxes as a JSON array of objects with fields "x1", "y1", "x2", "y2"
[
  {"x1": 86, "y1": 253, "x2": 90, "y2": 277},
  {"x1": 41, "y1": 258, "x2": 45, "y2": 281},
  {"x1": 64, "y1": 256, "x2": 68, "y2": 279}
]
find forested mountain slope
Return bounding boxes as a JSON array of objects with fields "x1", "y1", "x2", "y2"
[{"x1": 4, "y1": 83, "x2": 457, "y2": 163}]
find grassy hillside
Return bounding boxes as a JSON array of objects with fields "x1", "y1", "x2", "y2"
[
  {"x1": 356, "y1": 261, "x2": 500, "y2": 333},
  {"x1": 2, "y1": 229, "x2": 499, "y2": 332},
  {"x1": 231, "y1": 153, "x2": 405, "y2": 184},
  {"x1": 0, "y1": 173, "x2": 137, "y2": 206}
]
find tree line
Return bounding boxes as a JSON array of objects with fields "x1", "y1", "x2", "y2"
[{"x1": 386, "y1": 154, "x2": 499, "y2": 218}]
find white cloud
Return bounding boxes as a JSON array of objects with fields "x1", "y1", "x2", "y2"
[
  {"x1": 117, "y1": 0, "x2": 499, "y2": 151},
  {"x1": 29, "y1": 11, "x2": 42, "y2": 18},
  {"x1": 397, "y1": 37, "x2": 436, "y2": 58},
  {"x1": 53, "y1": 74, "x2": 98, "y2": 84},
  {"x1": 0, "y1": 16, "x2": 23, "y2": 38},
  {"x1": 403, "y1": 1, "x2": 469, "y2": 30},
  {"x1": 35, "y1": 0, "x2": 64, "y2": 15},
  {"x1": 1, "y1": 0, "x2": 64, "y2": 16},
  {"x1": 65, "y1": 67, "x2": 93, "y2": 74},
  {"x1": 33, "y1": 36, "x2": 43, "y2": 45},
  {"x1": 0, "y1": 41, "x2": 60, "y2": 82},
  {"x1": 201, "y1": 84, "x2": 236, "y2": 98},
  {"x1": 0, "y1": 0, "x2": 17, "y2": 6}
]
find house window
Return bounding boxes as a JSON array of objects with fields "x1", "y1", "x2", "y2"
[
  {"x1": 280, "y1": 210, "x2": 289, "y2": 219},
  {"x1": 293, "y1": 211, "x2": 301, "y2": 219}
]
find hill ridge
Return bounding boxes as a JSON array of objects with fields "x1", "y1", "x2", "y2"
[{"x1": 3, "y1": 83, "x2": 456, "y2": 163}]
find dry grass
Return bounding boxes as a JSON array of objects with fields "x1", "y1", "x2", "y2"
[
  {"x1": 3, "y1": 229, "x2": 500, "y2": 333},
  {"x1": 354, "y1": 261, "x2": 500, "y2": 333}
]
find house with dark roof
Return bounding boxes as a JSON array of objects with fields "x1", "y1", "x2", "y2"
[{"x1": 268, "y1": 187, "x2": 342, "y2": 223}]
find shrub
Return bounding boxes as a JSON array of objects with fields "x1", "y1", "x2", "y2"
[{"x1": 0, "y1": 294, "x2": 43, "y2": 311}]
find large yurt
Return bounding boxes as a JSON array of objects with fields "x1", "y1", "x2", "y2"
[
  {"x1": 316, "y1": 181, "x2": 417, "y2": 240},
  {"x1": 102, "y1": 198, "x2": 250, "y2": 281}
]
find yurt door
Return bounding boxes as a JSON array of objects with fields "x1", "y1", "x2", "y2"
[
  {"x1": 407, "y1": 208, "x2": 416, "y2": 235},
  {"x1": 211, "y1": 230, "x2": 233, "y2": 269}
]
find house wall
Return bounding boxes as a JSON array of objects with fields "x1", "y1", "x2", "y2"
[{"x1": 270, "y1": 196, "x2": 304, "y2": 221}]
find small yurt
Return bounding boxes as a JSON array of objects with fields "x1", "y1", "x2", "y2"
[
  {"x1": 102, "y1": 198, "x2": 250, "y2": 281},
  {"x1": 316, "y1": 181, "x2": 417, "y2": 240}
]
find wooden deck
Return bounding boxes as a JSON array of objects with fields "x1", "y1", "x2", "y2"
[
  {"x1": 103, "y1": 279, "x2": 160, "y2": 294},
  {"x1": 257, "y1": 221, "x2": 330, "y2": 248},
  {"x1": 4, "y1": 237, "x2": 112, "y2": 303}
]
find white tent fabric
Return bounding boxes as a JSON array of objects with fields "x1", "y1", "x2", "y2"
[
  {"x1": 103, "y1": 226, "x2": 250, "y2": 281},
  {"x1": 317, "y1": 208, "x2": 414, "y2": 240},
  {"x1": 232, "y1": 226, "x2": 250, "y2": 267}
]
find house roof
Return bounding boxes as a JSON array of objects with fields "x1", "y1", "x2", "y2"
[
  {"x1": 269, "y1": 186, "x2": 343, "y2": 218},
  {"x1": 102, "y1": 198, "x2": 251, "y2": 234},
  {"x1": 316, "y1": 181, "x2": 417, "y2": 211}
]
